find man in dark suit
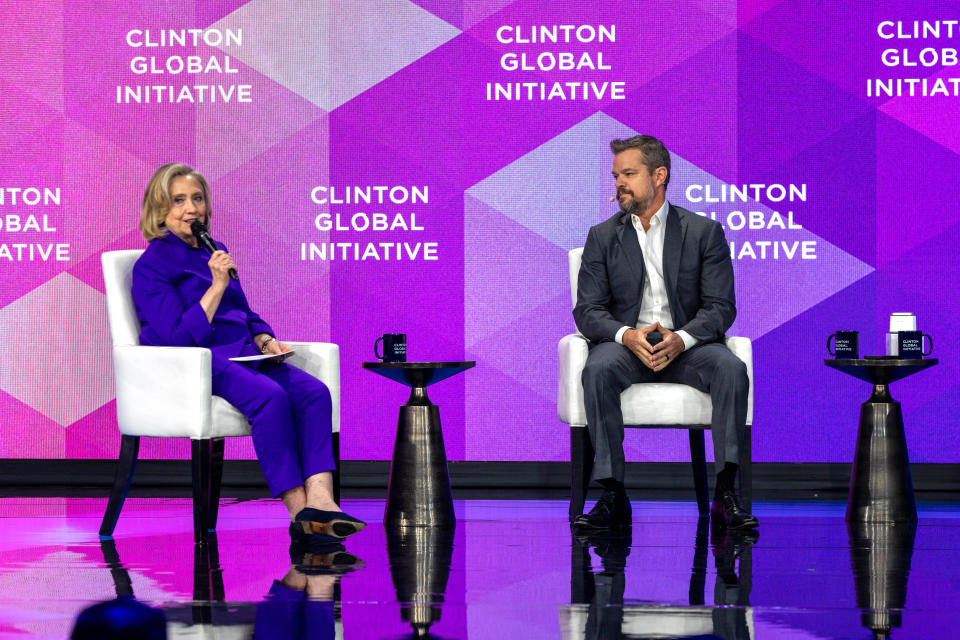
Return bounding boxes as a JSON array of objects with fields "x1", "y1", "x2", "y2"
[{"x1": 572, "y1": 135, "x2": 757, "y2": 531}]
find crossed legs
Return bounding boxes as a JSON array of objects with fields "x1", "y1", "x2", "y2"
[
  {"x1": 213, "y1": 360, "x2": 365, "y2": 540},
  {"x1": 279, "y1": 472, "x2": 339, "y2": 518}
]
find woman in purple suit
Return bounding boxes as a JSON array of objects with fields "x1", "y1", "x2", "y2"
[{"x1": 132, "y1": 163, "x2": 364, "y2": 544}]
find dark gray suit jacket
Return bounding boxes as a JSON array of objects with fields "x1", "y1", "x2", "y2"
[{"x1": 573, "y1": 204, "x2": 736, "y2": 345}]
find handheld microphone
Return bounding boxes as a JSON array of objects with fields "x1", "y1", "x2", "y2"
[{"x1": 190, "y1": 220, "x2": 238, "y2": 281}]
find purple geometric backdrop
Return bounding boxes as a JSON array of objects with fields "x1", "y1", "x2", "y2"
[{"x1": 0, "y1": 0, "x2": 957, "y2": 463}]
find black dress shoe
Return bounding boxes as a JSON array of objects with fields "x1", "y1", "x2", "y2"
[
  {"x1": 711, "y1": 526, "x2": 759, "y2": 559},
  {"x1": 289, "y1": 522, "x2": 340, "y2": 545},
  {"x1": 290, "y1": 508, "x2": 367, "y2": 541},
  {"x1": 710, "y1": 489, "x2": 758, "y2": 530},
  {"x1": 711, "y1": 528, "x2": 758, "y2": 591},
  {"x1": 575, "y1": 529, "x2": 633, "y2": 570},
  {"x1": 571, "y1": 490, "x2": 632, "y2": 531},
  {"x1": 289, "y1": 541, "x2": 365, "y2": 575}
]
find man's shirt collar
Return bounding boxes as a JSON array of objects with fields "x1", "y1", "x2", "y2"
[{"x1": 631, "y1": 199, "x2": 669, "y2": 230}]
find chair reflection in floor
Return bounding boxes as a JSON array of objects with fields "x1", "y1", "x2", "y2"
[
  {"x1": 98, "y1": 536, "x2": 359, "y2": 639},
  {"x1": 386, "y1": 525, "x2": 457, "y2": 639},
  {"x1": 563, "y1": 518, "x2": 755, "y2": 640},
  {"x1": 847, "y1": 521, "x2": 917, "y2": 640},
  {"x1": 99, "y1": 534, "x2": 256, "y2": 637}
]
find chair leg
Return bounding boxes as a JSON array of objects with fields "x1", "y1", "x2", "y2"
[
  {"x1": 570, "y1": 426, "x2": 594, "y2": 521},
  {"x1": 193, "y1": 531, "x2": 224, "y2": 605},
  {"x1": 689, "y1": 516, "x2": 709, "y2": 605},
  {"x1": 689, "y1": 429, "x2": 709, "y2": 516},
  {"x1": 740, "y1": 424, "x2": 753, "y2": 511},
  {"x1": 332, "y1": 431, "x2": 341, "y2": 505},
  {"x1": 99, "y1": 435, "x2": 140, "y2": 538},
  {"x1": 571, "y1": 535, "x2": 595, "y2": 604},
  {"x1": 738, "y1": 525, "x2": 753, "y2": 607},
  {"x1": 191, "y1": 439, "x2": 215, "y2": 544},
  {"x1": 100, "y1": 539, "x2": 134, "y2": 598},
  {"x1": 207, "y1": 438, "x2": 225, "y2": 532},
  {"x1": 191, "y1": 533, "x2": 217, "y2": 623}
]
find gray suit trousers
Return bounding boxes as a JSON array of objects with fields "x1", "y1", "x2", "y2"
[{"x1": 582, "y1": 341, "x2": 748, "y2": 483}]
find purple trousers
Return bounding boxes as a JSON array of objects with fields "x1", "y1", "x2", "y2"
[{"x1": 212, "y1": 359, "x2": 335, "y2": 497}]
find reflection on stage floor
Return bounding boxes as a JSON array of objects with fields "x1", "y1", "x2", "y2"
[{"x1": 0, "y1": 496, "x2": 957, "y2": 639}]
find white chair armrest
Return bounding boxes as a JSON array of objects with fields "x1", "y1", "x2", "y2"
[
  {"x1": 283, "y1": 341, "x2": 341, "y2": 434},
  {"x1": 113, "y1": 345, "x2": 212, "y2": 437},
  {"x1": 724, "y1": 336, "x2": 752, "y2": 366},
  {"x1": 724, "y1": 336, "x2": 754, "y2": 426},
  {"x1": 558, "y1": 333, "x2": 590, "y2": 426}
]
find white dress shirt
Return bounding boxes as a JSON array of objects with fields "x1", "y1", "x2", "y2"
[{"x1": 614, "y1": 200, "x2": 698, "y2": 351}]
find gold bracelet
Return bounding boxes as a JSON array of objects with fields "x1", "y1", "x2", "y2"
[{"x1": 260, "y1": 336, "x2": 276, "y2": 353}]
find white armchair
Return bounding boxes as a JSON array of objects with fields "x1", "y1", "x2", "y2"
[
  {"x1": 99, "y1": 250, "x2": 342, "y2": 543},
  {"x1": 559, "y1": 248, "x2": 753, "y2": 519}
]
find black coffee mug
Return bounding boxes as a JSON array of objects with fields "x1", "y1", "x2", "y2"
[
  {"x1": 897, "y1": 331, "x2": 932, "y2": 358},
  {"x1": 827, "y1": 331, "x2": 859, "y2": 359},
  {"x1": 375, "y1": 333, "x2": 407, "y2": 362}
]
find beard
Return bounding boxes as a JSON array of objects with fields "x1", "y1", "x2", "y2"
[{"x1": 619, "y1": 190, "x2": 652, "y2": 215}]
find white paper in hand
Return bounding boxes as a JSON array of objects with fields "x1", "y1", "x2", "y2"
[{"x1": 229, "y1": 349, "x2": 295, "y2": 362}]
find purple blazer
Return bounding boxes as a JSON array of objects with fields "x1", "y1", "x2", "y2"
[{"x1": 132, "y1": 232, "x2": 273, "y2": 375}]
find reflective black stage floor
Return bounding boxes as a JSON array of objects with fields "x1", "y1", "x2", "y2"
[{"x1": 0, "y1": 496, "x2": 957, "y2": 639}]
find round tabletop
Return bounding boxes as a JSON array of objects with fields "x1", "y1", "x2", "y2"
[
  {"x1": 362, "y1": 361, "x2": 476, "y2": 388},
  {"x1": 824, "y1": 357, "x2": 937, "y2": 385}
]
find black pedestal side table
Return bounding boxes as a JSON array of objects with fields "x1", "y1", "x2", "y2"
[
  {"x1": 825, "y1": 358, "x2": 937, "y2": 523},
  {"x1": 363, "y1": 361, "x2": 475, "y2": 528}
]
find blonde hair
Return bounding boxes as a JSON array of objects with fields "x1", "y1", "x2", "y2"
[{"x1": 139, "y1": 163, "x2": 212, "y2": 241}]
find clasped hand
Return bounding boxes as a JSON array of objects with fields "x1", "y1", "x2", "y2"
[{"x1": 623, "y1": 322, "x2": 684, "y2": 371}]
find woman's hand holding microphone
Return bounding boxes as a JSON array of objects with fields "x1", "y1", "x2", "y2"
[{"x1": 207, "y1": 250, "x2": 238, "y2": 290}]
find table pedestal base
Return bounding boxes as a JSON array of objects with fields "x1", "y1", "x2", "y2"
[
  {"x1": 847, "y1": 387, "x2": 916, "y2": 523},
  {"x1": 385, "y1": 393, "x2": 455, "y2": 528},
  {"x1": 848, "y1": 520, "x2": 917, "y2": 638},
  {"x1": 387, "y1": 525, "x2": 455, "y2": 635}
]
